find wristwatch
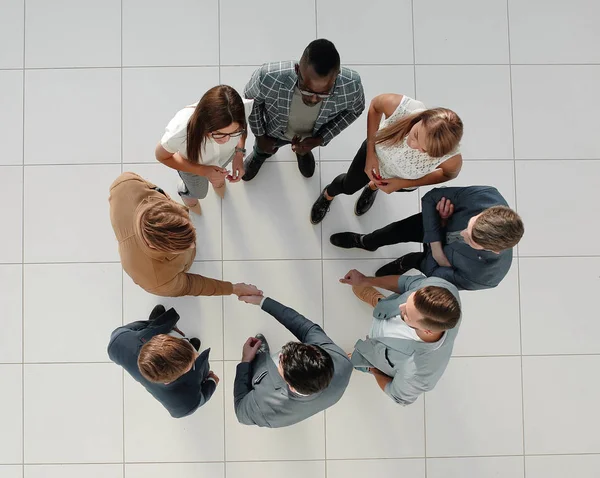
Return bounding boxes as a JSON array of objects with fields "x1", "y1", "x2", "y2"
[{"x1": 235, "y1": 147, "x2": 246, "y2": 154}]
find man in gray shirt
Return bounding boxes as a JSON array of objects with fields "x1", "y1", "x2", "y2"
[
  {"x1": 340, "y1": 270, "x2": 461, "y2": 405},
  {"x1": 233, "y1": 296, "x2": 353, "y2": 428}
]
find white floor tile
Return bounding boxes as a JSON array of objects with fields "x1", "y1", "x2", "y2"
[
  {"x1": 122, "y1": 261, "x2": 224, "y2": 360},
  {"x1": 122, "y1": 67, "x2": 220, "y2": 164},
  {"x1": 25, "y1": 0, "x2": 120, "y2": 68},
  {"x1": 125, "y1": 464, "x2": 224, "y2": 478},
  {"x1": 24, "y1": 263, "x2": 122, "y2": 362},
  {"x1": 222, "y1": 260, "x2": 323, "y2": 360},
  {"x1": 227, "y1": 461, "x2": 325, "y2": 478},
  {"x1": 124, "y1": 362, "x2": 224, "y2": 462},
  {"x1": 0, "y1": 265, "x2": 22, "y2": 363},
  {"x1": 124, "y1": 163, "x2": 222, "y2": 261},
  {"x1": 25, "y1": 465, "x2": 123, "y2": 478},
  {"x1": 219, "y1": 0, "x2": 315, "y2": 65},
  {"x1": 427, "y1": 457, "x2": 524, "y2": 478},
  {"x1": 414, "y1": 0, "x2": 509, "y2": 64},
  {"x1": 0, "y1": 365, "x2": 22, "y2": 464},
  {"x1": 319, "y1": 65, "x2": 415, "y2": 160},
  {"x1": 515, "y1": 160, "x2": 600, "y2": 256},
  {"x1": 328, "y1": 459, "x2": 425, "y2": 478},
  {"x1": 0, "y1": 0, "x2": 24, "y2": 68},
  {"x1": 317, "y1": 0, "x2": 413, "y2": 64},
  {"x1": 223, "y1": 162, "x2": 322, "y2": 260},
  {"x1": 24, "y1": 165, "x2": 121, "y2": 263},
  {"x1": 509, "y1": 0, "x2": 600, "y2": 64},
  {"x1": 122, "y1": 0, "x2": 218, "y2": 67},
  {"x1": 425, "y1": 357, "x2": 523, "y2": 456},
  {"x1": 416, "y1": 66, "x2": 513, "y2": 160},
  {"x1": 523, "y1": 356, "x2": 600, "y2": 454},
  {"x1": 0, "y1": 466, "x2": 22, "y2": 478},
  {"x1": 24, "y1": 69, "x2": 121, "y2": 165},
  {"x1": 320, "y1": 162, "x2": 421, "y2": 260},
  {"x1": 0, "y1": 71, "x2": 23, "y2": 165},
  {"x1": 326, "y1": 367, "x2": 425, "y2": 459},
  {"x1": 525, "y1": 455, "x2": 600, "y2": 478},
  {"x1": 520, "y1": 258, "x2": 600, "y2": 355},
  {"x1": 512, "y1": 66, "x2": 600, "y2": 160},
  {"x1": 0, "y1": 166, "x2": 23, "y2": 263},
  {"x1": 24, "y1": 363, "x2": 122, "y2": 463},
  {"x1": 453, "y1": 260, "x2": 520, "y2": 356},
  {"x1": 223, "y1": 361, "x2": 326, "y2": 461}
]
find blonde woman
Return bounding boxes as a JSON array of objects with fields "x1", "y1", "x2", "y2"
[
  {"x1": 310, "y1": 94, "x2": 463, "y2": 224},
  {"x1": 155, "y1": 85, "x2": 252, "y2": 215}
]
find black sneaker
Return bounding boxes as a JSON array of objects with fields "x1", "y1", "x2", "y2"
[
  {"x1": 148, "y1": 304, "x2": 166, "y2": 322},
  {"x1": 375, "y1": 252, "x2": 425, "y2": 277},
  {"x1": 242, "y1": 153, "x2": 266, "y2": 182},
  {"x1": 311, "y1": 190, "x2": 332, "y2": 224},
  {"x1": 255, "y1": 333, "x2": 270, "y2": 354},
  {"x1": 330, "y1": 232, "x2": 377, "y2": 251},
  {"x1": 355, "y1": 186, "x2": 379, "y2": 216},
  {"x1": 296, "y1": 151, "x2": 315, "y2": 178},
  {"x1": 189, "y1": 337, "x2": 201, "y2": 351}
]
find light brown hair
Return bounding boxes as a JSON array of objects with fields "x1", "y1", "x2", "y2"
[
  {"x1": 472, "y1": 206, "x2": 524, "y2": 252},
  {"x1": 139, "y1": 201, "x2": 196, "y2": 253},
  {"x1": 376, "y1": 107, "x2": 463, "y2": 158},
  {"x1": 413, "y1": 286, "x2": 461, "y2": 331},
  {"x1": 138, "y1": 335, "x2": 196, "y2": 383},
  {"x1": 186, "y1": 85, "x2": 247, "y2": 164}
]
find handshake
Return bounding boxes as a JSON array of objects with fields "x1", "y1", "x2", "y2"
[{"x1": 231, "y1": 283, "x2": 264, "y2": 304}]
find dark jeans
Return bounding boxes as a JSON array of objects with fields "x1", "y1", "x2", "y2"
[
  {"x1": 252, "y1": 138, "x2": 291, "y2": 161},
  {"x1": 363, "y1": 213, "x2": 427, "y2": 269},
  {"x1": 326, "y1": 140, "x2": 371, "y2": 196}
]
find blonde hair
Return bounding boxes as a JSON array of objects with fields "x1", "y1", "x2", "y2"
[
  {"x1": 138, "y1": 335, "x2": 196, "y2": 383},
  {"x1": 376, "y1": 108, "x2": 463, "y2": 158},
  {"x1": 139, "y1": 201, "x2": 196, "y2": 253},
  {"x1": 472, "y1": 206, "x2": 524, "y2": 251}
]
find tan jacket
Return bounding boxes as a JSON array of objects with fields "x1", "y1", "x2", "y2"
[{"x1": 109, "y1": 172, "x2": 233, "y2": 297}]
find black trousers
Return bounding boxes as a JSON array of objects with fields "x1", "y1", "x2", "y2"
[
  {"x1": 326, "y1": 140, "x2": 371, "y2": 196},
  {"x1": 363, "y1": 213, "x2": 427, "y2": 268}
]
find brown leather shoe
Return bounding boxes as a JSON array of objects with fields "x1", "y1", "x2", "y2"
[{"x1": 352, "y1": 285, "x2": 385, "y2": 308}]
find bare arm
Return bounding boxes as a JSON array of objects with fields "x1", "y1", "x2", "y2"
[
  {"x1": 363, "y1": 275, "x2": 402, "y2": 293},
  {"x1": 371, "y1": 368, "x2": 393, "y2": 392},
  {"x1": 366, "y1": 94, "x2": 404, "y2": 153},
  {"x1": 154, "y1": 143, "x2": 210, "y2": 176}
]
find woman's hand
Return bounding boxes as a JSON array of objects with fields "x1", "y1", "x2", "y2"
[
  {"x1": 200, "y1": 164, "x2": 229, "y2": 184},
  {"x1": 228, "y1": 151, "x2": 245, "y2": 183},
  {"x1": 364, "y1": 148, "x2": 381, "y2": 182}
]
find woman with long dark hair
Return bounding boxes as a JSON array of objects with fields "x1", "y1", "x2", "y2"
[{"x1": 155, "y1": 85, "x2": 251, "y2": 214}]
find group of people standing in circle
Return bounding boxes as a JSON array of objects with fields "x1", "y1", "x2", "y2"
[{"x1": 107, "y1": 39, "x2": 524, "y2": 427}]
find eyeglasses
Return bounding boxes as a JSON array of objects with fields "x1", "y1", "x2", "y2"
[
  {"x1": 297, "y1": 71, "x2": 334, "y2": 99},
  {"x1": 211, "y1": 129, "x2": 246, "y2": 140}
]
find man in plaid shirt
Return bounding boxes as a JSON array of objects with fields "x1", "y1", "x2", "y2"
[{"x1": 242, "y1": 39, "x2": 365, "y2": 181}]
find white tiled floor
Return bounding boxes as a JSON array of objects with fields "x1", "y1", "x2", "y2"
[{"x1": 2, "y1": 1, "x2": 599, "y2": 477}]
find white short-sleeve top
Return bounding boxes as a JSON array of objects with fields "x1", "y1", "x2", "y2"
[
  {"x1": 160, "y1": 99, "x2": 253, "y2": 167},
  {"x1": 375, "y1": 96, "x2": 460, "y2": 180}
]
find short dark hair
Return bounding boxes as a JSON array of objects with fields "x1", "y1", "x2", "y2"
[
  {"x1": 301, "y1": 39, "x2": 340, "y2": 77},
  {"x1": 413, "y1": 286, "x2": 461, "y2": 331},
  {"x1": 280, "y1": 342, "x2": 334, "y2": 395}
]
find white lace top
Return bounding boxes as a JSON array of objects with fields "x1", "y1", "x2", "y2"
[{"x1": 375, "y1": 96, "x2": 460, "y2": 180}]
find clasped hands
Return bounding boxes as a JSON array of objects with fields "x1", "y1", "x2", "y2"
[{"x1": 364, "y1": 150, "x2": 410, "y2": 194}]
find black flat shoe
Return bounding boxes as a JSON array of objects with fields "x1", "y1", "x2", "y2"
[
  {"x1": 296, "y1": 151, "x2": 315, "y2": 178},
  {"x1": 355, "y1": 186, "x2": 378, "y2": 216},
  {"x1": 375, "y1": 252, "x2": 425, "y2": 277},
  {"x1": 242, "y1": 153, "x2": 266, "y2": 181},
  {"x1": 311, "y1": 190, "x2": 332, "y2": 224},
  {"x1": 148, "y1": 304, "x2": 166, "y2": 322},
  {"x1": 189, "y1": 337, "x2": 201, "y2": 351},
  {"x1": 330, "y1": 232, "x2": 376, "y2": 251}
]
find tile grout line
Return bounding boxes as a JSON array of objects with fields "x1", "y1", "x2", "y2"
[
  {"x1": 505, "y1": 0, "x2": 527, "y2": 471},
  {"x1": 121, "y1": 0, "x2": 126, "y2": 473},
  {"x1": 21, "y1": 0, "x2": 26, "y2": 474}
]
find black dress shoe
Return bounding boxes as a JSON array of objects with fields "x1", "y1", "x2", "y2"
[
  {"x1": 242, "y1": 153, "x2": 266, "y2": 182},
  {"x1": 375, "y1": 252, "x2": 425, "y2": 277},
  {"x1": 148, "y1": 304, "x2": 166, "y2": 322},
  {"x1": 355, "y1": 186, "x2": 379, "y2": 216},
  {"x1": 296, "y1": 151, "x2": 315, "y2": 178},
  {"x1": 310, "y1": 190, "x2": 331, "y2": 224},
  {"x1": 255, "y1": 333, "x2": 270, "y2": 354},
  {"x1": 330, "y1": 232, "x2": 377, "y2": 251},
  {"x1": 189, "y1": 337, "x2": 201, "y2": 351}
]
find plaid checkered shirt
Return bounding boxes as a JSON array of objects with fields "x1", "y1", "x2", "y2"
[{"x1": 243, "y1": 61, "x2": 365, "y2": 146}]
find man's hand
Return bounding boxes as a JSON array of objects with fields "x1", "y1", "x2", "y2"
[
  {"x1": 430, "y1": 241, "x2": 452, "y2": 268},
  {"x1": 292, "y1": 136, "x2": 323, "y2": 154},
  {"x1": 256, "y1": 135, "x2": 278, "y2": 154},
  {"x1": 436, "y1": 197, "x2": 454, "y2": 227},
  {"x1": 238, "y1": 295, "x2": 264, "y2": 306},
  {"x1": 339, "y1": 269, "x2": 369, "y2": 287},
  {"x1": 227, "y1": 151, "x2": 245, "y2": 183},
  {"x1": 241, "y1": 337, "x2": 262, "y2": 363},
  {"x1": 207, "y1": 371, "x2": 220, "y2": 385},
  {"x1": 232, "y1": 283, "x2": 263, "y2": 298}
]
